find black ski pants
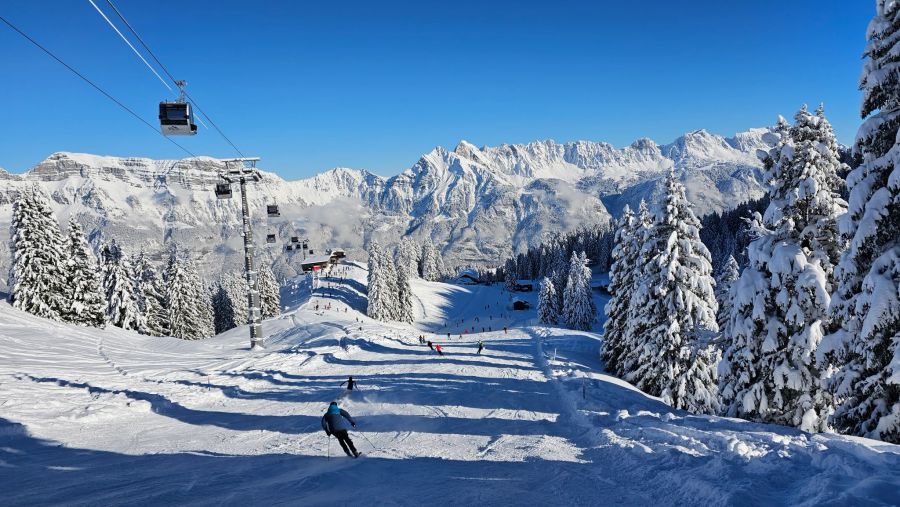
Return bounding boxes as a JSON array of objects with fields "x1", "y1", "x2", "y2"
[{"x1": 333, "y1": 430, "x2": 358, "y2": 456}]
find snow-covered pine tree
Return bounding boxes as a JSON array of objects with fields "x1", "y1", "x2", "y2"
[
  {"x1": 133, "y1": 252, "x2": 169, "y2": 336},
  {"x1": 420, "y1": 241, "x2": 441, "y2": 281},
  {"x1": 537, "y1": 276, "x2": 560, "y2": 325},
  {"x1": 818, "y1": 1, "x2": 900, "y2": 443},
  {"x1": 625, "y1": 173, "x2": 719, "y2": 414},
  {"x1": 258, "y1": 262, "x2": 281, "y2": 318},
  {"x1": 9, "y1": 187, "x2": 68, "y2": 320},
  {"x1": 102, "y1": 241, "x2": 144, "y2": 331},
  {"x1": 366, "y1": 241, "x2": 392, "y2": 320},
  {"x1": 395, "y1": 237, "x2": 420, "y2": 278},
  {"x1": 562, "y1": 251, "x2": 595, "y2": 331},
  {"x1": 212, "y1": 279, "x2": 237, "y2": 335},
  {"x1": 721, "y1": 105, "x2": 846, "y2": 431},
  {"x1": 601, "y1": 205, "x2": 637, "y2": 374},
  {"x1": 714, "y1": 255, "x2": 740, "y2": 332},
  {"x1": 166, "y1": 249, "x2": 213, "y2": 340},
  {"x1": 617, "y1": 200, "x2": 654, "y2": 378},
  {"x1": 550, "y1": 247, "x2": 569, "y2": 311},
  {"x1": 395, "y1": 263, "x2": 414, "y2": 323},
  {"x1": 503, "y1": 258, "x2": 517, "y2": 292},
  {"x1": 62, "y1": 217, "x2": 105, "y2": 327},
  {"x1": 226, "y1": 273, "x2": 249, "y2": 326},
  {"x1": 433, "y1": 245, "x2": 447, "y2": 279}
]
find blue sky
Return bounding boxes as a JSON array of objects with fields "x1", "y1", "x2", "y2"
[{"x1": 0, "y1": 1, "x2": 872, "y2": 178}]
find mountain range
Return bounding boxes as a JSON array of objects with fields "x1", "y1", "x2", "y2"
[{"x1": 0, "y1": 127, "x2": 776, "y2": 285}]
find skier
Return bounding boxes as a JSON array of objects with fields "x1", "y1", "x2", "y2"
[
  {"x1": 339, "y1": 376, "x2": 358, "y2": 391},
  {"x1": 427, "y1": 340, "x2": 434, "y2": 351},
  {"x1": 436, "y1": 344, "x2": 444, "y2": 356},
  {"x1": 477, "y1": 341, "x2": 484, "y2": 355},
  {"x1": 504, "y1": 326, "x2": 508, "y2": 334},
  {"x1": 321, "y1": 401, "x2": 360, "y2": 458}
]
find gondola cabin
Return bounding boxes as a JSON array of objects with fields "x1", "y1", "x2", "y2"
[
  {"x1": 214, "y1": 183, "x2": 232, "y2": 199},
  {"x1": 266, "y1": 233, "x2": 276, "y2": 244},
  {"x1": 158, "y1": 101, "x2": 197, "y2": 136},
  {"x1": 267, "y1": 204, "x2": 280, "y2": 218},
  {"x1": 291, "y1": 236, "x2": 299, "y2": 243},
  {"x1": 286, "y1": 245, "x2": 293, "y2": 251}
]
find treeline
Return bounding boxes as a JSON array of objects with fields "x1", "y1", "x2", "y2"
[{"x1": 9, "y1": 187, "x2": 280, "y2": 340}]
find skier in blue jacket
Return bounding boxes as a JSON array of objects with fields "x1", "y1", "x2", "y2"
[{"x1": 321, "y1": 402, "x2": 360, "y2": 457}]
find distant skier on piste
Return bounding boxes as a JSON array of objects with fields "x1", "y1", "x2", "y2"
[
  {"x1": 322, "y1": 401, "x2": 360, "y2": 458},
  {"x1": 477, "y1": 341, "x2": 484, "y2": 355},
  {"x1": 340, "y1": 376, "x2": 358, "y2": 391}
]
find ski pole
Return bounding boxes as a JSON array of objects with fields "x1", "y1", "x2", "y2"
[
  {"x1": 327, "y1": 434, "x2": 331, "y2": 460},
  {"x1": 358, "y1": 431, "x2": 379, "y2": 452}
]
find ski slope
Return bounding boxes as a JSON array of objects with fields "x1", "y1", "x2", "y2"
[{"x1": 1, "y1": 263, "x2": 898, "y2": 506}]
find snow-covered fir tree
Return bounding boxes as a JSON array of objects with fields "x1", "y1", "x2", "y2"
[
  {"x1": 721, "y1": 105, "x2": 846, "y2": 431},
  {"x1": 562, "y1": 251, "x2": 595, "y2": 331},
  {"x1": 537, "y1": 276, "x2": 560, "y2": 325},
  {"x1": 549, "y1": 248, "x2": 570, "y2": 311},
  {"x1": 8, "y1": 187, "x2": 68, "y2": 321},
  {"x1": 818, "y1": 0, "x2": 900, "y2": 444},
  {"x1": 601, "y1": 205, "x2": 637, "y2": 374},
  {"x1": 395, "y1": 238, "x2": 420, "y2": 278},
  {"x1": 212, "y1": 281, "x2": 236, "y2": 335},
  {"x1": 62, "y1": 217, "x2": 105, "y2": 327},
  {"x1": 366, "y1": 241, "x2": 394, "y2": 321},
  {"x1": 258, "y1": 263, "x2": 281, "y2": 318},
  {"x1": 619, "y1": 200, "x2": 654, "y2": 377},
  {"x1": 625, "y1": 173, "x2": 719, "y2": 414},
  {"x1": 503, "y1": 258, "x2": 517, "y2": 291},
  {"x1": 212, "y1": 274, "x2": 248, "y2": 334},
  {"x1": 715, "y1": 255, "x2": 740, "y2": 332},
  {"x1": 101, "y1": 241, "x2": 144, "y2": 331},
  {"x1": 132, "y1": 251, "x2": 169, "y2": 337},
  {"x1": 395, "y1": 263, "x2": 415, "y2": 323},
  {"x1": 420, "y1": 241, "x2": 442, "y2": 281},
  {"x1": 166, "y1": 249, "x2": 213, "y2": 340}
]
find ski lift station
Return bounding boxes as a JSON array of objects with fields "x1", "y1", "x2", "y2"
[{"x1": 300, "y1": 249, "x2": 346, "y2": 273}]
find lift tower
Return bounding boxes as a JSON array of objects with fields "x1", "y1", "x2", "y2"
[{"x1": 217, "y1": 157, "x2": 264, "y2": 349}]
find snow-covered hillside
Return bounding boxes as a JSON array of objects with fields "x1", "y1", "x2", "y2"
[
  {"x1": 0, "y1": 128, "x2": 772, "y2": 286},
  {"x1": 2, "y1": 263, "x2": 897, "y2": 506}
]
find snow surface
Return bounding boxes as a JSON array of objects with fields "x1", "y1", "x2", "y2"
[{"x1": 1, "y1": 262, "x2": 898, "y2": 506}]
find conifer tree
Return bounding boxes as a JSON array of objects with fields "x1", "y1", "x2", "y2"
[
  {"x1": 166, "y1": 249, "x2": 212, "y2": 340},
  {"x1": 562, "y1": 251, "x2": 595, "y2": 331},
  {"x1": 721, "y1": 106, "x2": 846, "y2": 431},
  {"x1": 258, "y1": 263, "x2": 281, "y2": 318},
  {"x1": 133, "y1": 252, "x2": 169, "y2": 336},
  {"x1": 395, "y1": 238, "x2": 420, "y2": 278},
  {"x1": 395, "y1": 263, "x2": 415, "y2": 323},
  {"x1": 819, "y1": 0, "x2": 900, "y2": 443},
  {"x1": 102, "y1": 241, "x2": 144, "y2": 331},
  {"x1": 602, "y1": 206, "x2": 638, "y2": 374},
  {"x1": 420, "y1": 241, "x2": 441, "y2": 281},
  {"x1": 625, "y1": 173, "x2": 719, "y2": 413},
  {"x1": 366, "y1": 241, "x2": 392, "y2": 320},
  {"x1": 9, "y1": 187, "x2": 68, "y2": 320},
  {"x1": 538, "y1": 276, "x2": 560, "y2": 325},
  {"x1": 715, "y1": 255, "x2": 740, "y2": 332},
  {"x1": 63, "y1": 218, "x2": 105, "y2": 327}
]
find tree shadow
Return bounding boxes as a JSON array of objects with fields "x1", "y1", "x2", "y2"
[{"x1": 0, "y1": 416, "x2": 627, "y2": 506}]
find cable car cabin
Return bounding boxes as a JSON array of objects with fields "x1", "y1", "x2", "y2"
[
  {"x1": 302, "y1": 242, "x2": 308, "y2": 250},
  {"x1": 285, "y1": 245, "x2": 293, "y2": 251},
  {"x1": 214, "y1": 183, "x2": 232, "y2": 199},
  {"x1": 266, "y1": 233, "x2": 276, "y2": 244},
  {"x1": 291, "y1": 236, "x2": 299, "y2": 243},
  {"x1": 159, "y1": 102, "x2": 198, "y2": 136},
  {"x1": 267, "y1": 204, "x2": 280, "y2": 218}
]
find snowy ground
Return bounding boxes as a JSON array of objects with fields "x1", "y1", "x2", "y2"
[{"x1": 1, "y1": 262, "x2": 898, "y2": 506}]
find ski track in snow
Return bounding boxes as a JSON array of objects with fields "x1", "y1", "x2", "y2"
[{"x1": 0, "y1": 264, "x2": 898, "y2": 506}]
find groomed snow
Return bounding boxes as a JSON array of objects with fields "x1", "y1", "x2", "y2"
[{"x1": 1, "y1": 262, "x2": 897, "y2": 506}]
